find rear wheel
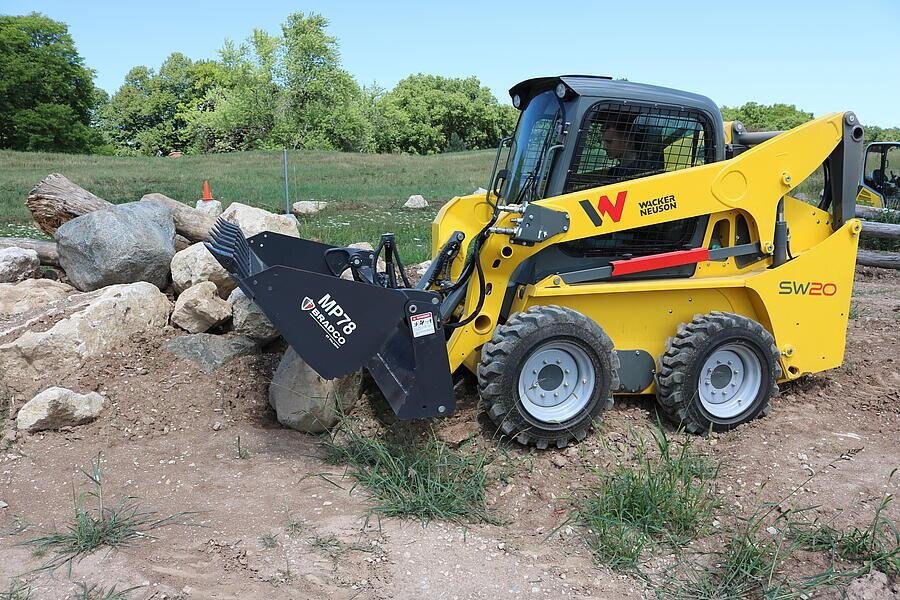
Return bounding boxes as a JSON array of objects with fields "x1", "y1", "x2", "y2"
[
  {"x1": 656, "y1": 312, "x2": 780, "y2": 433},
  {"x1": 477, "y1": 305, "x2": 619, "y2": 449}
]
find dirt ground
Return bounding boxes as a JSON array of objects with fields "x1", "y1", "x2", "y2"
[{"x1": 1, "y1": 267, "x2": 898, "y2": 599}]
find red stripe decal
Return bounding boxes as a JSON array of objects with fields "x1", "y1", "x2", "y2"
[{"x1": 611, "y1": 248, "x2": 710, "y2": 276}]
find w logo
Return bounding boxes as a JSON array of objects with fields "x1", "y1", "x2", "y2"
[
  {"x1": 301, "y1": 297, "x2": 315, "y2": 311},
  {"x1": 579, "y1": 190, "x2": 627, "y2": 227}
]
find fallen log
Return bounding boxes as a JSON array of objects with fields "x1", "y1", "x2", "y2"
[
  {"x1": 860, "y1": 220, "x2": 900, "y2": 241},
  {"x1": 140, "y1": 193, "x2": 215, "y2": 243},
  {"x1": 0, "y1": 237, "x2": 59, "y2": 266},
  {"x1": 856, "y1": 204, "x2": 900, "y2": 221},
  {"x1": 26, "y1": 174, "x2": 112, "y2": 236},
  {"x1": 857, "y1": 249, "x2": 900, "y2": 270}
]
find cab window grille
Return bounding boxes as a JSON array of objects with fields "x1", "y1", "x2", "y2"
[{"x1": 564, "y1": 102, "x2": 714, "y2": 193}]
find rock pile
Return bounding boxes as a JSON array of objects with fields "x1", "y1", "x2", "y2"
[{"x1": 3, "y1": 176, "x2": 465, "y2": 438}]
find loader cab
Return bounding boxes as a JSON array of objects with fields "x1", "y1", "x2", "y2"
[
  {"x1": 502, "y1": 75, "x2": 725, "y2": 204},
  {"x1": 500, "y1": 76, "x2": 725, "y2": 280}
]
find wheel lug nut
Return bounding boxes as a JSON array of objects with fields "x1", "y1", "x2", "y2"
[
  {"x1": 565, "y1": 369, "x2": 570, "y2": 374},
  {"x1": 554, "y1": 393, "x2": 558, "y2": 398},
  {"x1": 728, "y1": 360, "x2": 733, "y2": 366},
  {"x1": 555, "y1": 359, "x2": 560, "y2": 364},
  {"x1": 532, "y1": 369, "x2": 537, "y2": 374}
]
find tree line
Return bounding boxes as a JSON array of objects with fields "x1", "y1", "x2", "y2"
[{"x1": 1, "y1": 12, "x2": 898, "y2": 157}]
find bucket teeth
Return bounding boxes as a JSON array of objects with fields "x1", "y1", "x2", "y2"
[{"x1": 205, "y1": 217, "x2": 257, "y2": 281}]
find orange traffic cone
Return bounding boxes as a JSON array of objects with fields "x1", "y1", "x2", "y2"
[{"x1": 201, "y1": 180, "x2": 214, "y2": 202}]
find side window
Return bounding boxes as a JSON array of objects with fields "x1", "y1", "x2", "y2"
[
  {"x1": 887, "y1": 145, "x2": 900, "y2": 204},
  {"x1": 864, "y1": 146, "x2": 885, "y2": 193},
  {"x1": 564, "y1": 102, "x2": 713, "y2": 193}
]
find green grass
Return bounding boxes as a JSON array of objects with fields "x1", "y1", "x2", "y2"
[
  {"x1": 574, "y1": 427, "x2": 720, "y2": 570},
  {"x1": 324, "y1": 420, "x2": 494, "y2": 523},
  {"x1": 24, "y1": 454, "x2": 191, "y2": 572},
  {"x1": 0, "y1": 148, "x2": 494, "y2": 262}
]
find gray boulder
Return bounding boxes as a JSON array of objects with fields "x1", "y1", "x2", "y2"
[
  {"x1": 16, "y1": 387, "x2": 104, "y2": 432},
  {"x1": 228, "y1": 287, "x2": 279, "y2": 343},
  {"x1": 269, "y1": 347, "x2": 362, "y2": 433},
  {"x1": 165, "y1": 333, "x2": 259, "y2": 372},
  {"x1": 55, "y1": 202, "x2": 176, "y2": 291},
  {"x1": 0, "y1": 248, "x2": 40, "y2": 283}
]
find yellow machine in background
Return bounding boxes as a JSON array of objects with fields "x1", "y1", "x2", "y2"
[
  {"x1": 856, "y1": 142, "x2": 900, "y2": 208},
  {"x1": 209, "y1": 75, "x2": 865, "y2": 449}
]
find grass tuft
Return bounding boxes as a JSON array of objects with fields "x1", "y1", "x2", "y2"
[
  {"x1": 656, "y1": 465, "x2": 900, "y2": 599},
  {"x1": 235, "y1": 436, "x2": 252, "y2": 460},
  {"x1": 0, "y1": 580, "x2": 32, "y2": 600},
  {"x1": 324, "y1": 419, "x2": 494, "y2": 523},
  {"x1": 787, "y1": 494, "x2": 899, "y2": 576},
  {"x1": 73, "y1": 582, "x2": 140, "y2": 600},
  {"x1": 23, "y1": 454, "x2": 192, "y2": 572},
  {"x1": 574, "y1": 427, "x2": 719, "y2": 569}
]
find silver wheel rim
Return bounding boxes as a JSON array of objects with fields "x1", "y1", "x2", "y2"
[
  {"x1": 698, "y1": 343, "x2": 763, "y2": 419},
  {"x1": 517, "y1": 340, "x2": 595, "y2": 423}
]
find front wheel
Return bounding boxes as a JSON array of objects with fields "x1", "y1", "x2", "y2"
[
  {"x1": 477, "y1": 305, "x2": 619, "y2": 449},
  {"x1": 656, "y1": 312, "x2": 781, "y2": 434}
]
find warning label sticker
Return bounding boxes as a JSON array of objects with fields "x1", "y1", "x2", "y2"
[{"x1": 410, "y1": 312, "x2": 436, "y2": 338}]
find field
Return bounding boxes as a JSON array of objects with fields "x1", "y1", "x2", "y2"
[{"x1": 0, "y1": 149, "x2": 495, "y2": 262}]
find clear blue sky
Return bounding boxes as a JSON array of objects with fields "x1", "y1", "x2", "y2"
[{"x1": 5, "y1": 0, "x2": 900, "y2": 126}]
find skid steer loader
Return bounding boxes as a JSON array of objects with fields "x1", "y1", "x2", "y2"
[
  {"x1": 206, "y1": 75, "x2": 865, "y2": 448},
  {"x1": 857, "y1": 141, "x2": 900, "y2": 209}
]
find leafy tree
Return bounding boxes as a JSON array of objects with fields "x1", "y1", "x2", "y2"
[
  {"x1": 274, "y1": 12, "x2": 372, "y2": 151},
  {"x1": 101, "y1": 53, "x2": 223, "y2": 154},
  {"x1": 372, "y1": 74, "x2": 517, "y2": 154},
  {"x1": 0, "y1": 13, "x2": 100, "y2": 152},
  {"x1": 184, "y1": 35, "x2": 280, "y2": 153},
  {"x1": 720, "y1": 102, "x2": 814, "y2": 131}
]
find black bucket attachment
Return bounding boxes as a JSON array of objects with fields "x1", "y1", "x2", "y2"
[{"x1": 205, "y1": 218, "x2": 455, "y2": 420}]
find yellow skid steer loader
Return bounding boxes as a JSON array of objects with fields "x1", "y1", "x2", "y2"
[{"x1": 207, "y1": 75, "x2": 865, "y2": 448}]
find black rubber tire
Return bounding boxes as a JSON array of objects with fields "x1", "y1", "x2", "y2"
[
  {"x1": 477, "y1": 305, "x2": 619, "y2": 449},
  {"x1": 656, "y1": 311, "x2": 781, "y2": 434}
]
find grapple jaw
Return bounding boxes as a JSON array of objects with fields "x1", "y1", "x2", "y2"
[{"x1": 205, "y1": 218, "x2": 455, "y2": 419}]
